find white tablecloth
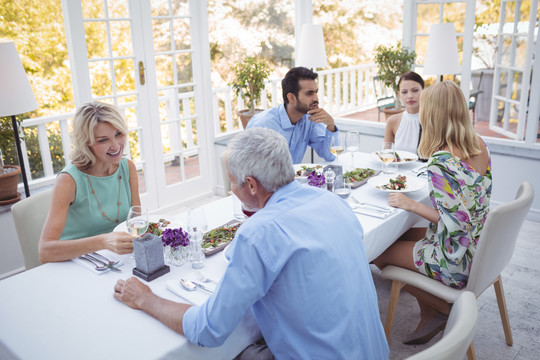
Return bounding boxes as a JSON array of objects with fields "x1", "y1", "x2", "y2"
[{"x1": 0, "y1": 154, "x2": 429, "y2": 360}]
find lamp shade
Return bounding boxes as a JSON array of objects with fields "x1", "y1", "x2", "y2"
[
  {"x1": 423, "y1": 23, "x2": 461, "y2": 76},
  {"x1": 0, "y1": 41, "x2": 38, "y2": 117},
  {"x1": 296, "y1": 23, "x2": 328, "y2": 69}
]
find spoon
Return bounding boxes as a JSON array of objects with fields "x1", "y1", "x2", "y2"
[{"x1": 78, "y1": 256, "x2": 108, "y2": 271}]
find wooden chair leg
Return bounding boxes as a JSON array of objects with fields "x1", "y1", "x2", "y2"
[
  {"x1": 384, "y1": 280, "x2": 405, "y2": 341},
  {"x1": 493, "y1": 275, "x2": 513, "y2": 345},
  {"x1": 466, "y1": 341, "x2": 476, "y2": 360}
]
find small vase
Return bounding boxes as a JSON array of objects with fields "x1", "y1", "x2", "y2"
[{"x1": 163, "y1": 245, "x2": 190, "y2": 267}]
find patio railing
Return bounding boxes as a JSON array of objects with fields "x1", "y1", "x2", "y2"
[{"x1": 18, "y1": 64, "x2": 378, "y2": 190}]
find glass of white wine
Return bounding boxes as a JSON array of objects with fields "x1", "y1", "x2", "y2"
[
  {"x1": 127, "y1": 206, "x2": 149, "y2": 236},
  {"x1": 380, "y1": 142, "x2": 395, "y2": 174},
  {"x1": 330, "y1": 134, "x2": 345, "y2": 165}
]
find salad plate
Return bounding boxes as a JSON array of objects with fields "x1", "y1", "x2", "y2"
[
  {"x1": 371, "y1": 150, "x2": 418, "y2": 164},
  {"x1": 343, "y1": 168, "x2": 379, "y2": 188},
  {"x1": 202, "y1": 220, "x2": 242, "y2": 256},
  {"x1": 367, "y1": 174, "x2": 426, "y2": 193}
]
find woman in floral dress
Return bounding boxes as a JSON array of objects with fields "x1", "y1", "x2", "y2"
[{"x1": 374, "y1": 81, "x2": 492, "y2": 344}]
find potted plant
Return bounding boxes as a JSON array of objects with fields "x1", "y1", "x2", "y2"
[
  {"x1": 0, "y1": 117, "x2": 23, "y2": 204},
  {"x1": 229, "y1": 56, "x2": 271, "y2": 129},
  {"x1": 373, "y1": 42, "x2": 416, "y2": 118}
]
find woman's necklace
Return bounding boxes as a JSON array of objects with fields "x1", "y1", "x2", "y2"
[{"x1": 86, "y1": 172, "x2": 122, "y2": 223}]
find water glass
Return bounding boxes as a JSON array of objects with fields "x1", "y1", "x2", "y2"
[{"x1": 334, "y1": 177, "x2": 351, "y2": 199}]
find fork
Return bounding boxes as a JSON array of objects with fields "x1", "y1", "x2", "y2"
[{"x1": 91, "y1": 252, "x2": 119, "y2": 266}]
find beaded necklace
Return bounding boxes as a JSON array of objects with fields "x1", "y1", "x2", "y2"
[{"x1": 86, "y1": 172, "x2": 122, "y2": 224}]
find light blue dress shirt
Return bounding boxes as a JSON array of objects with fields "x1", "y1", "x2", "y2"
[
  {"x1": 246, "y1": 104, "x2": 338, "y2": 164},
  {"x1": 183, "y1": 181, "x2": 389, "y2": 359}
]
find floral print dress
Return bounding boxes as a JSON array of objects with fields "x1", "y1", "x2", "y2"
[{"x1": 413, "y1": 150, "x2": 492, "y2": 289}]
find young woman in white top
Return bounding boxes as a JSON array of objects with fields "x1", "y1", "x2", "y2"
[{"x1": 384, "y1": 72, "x2": 425, "y2": 155}]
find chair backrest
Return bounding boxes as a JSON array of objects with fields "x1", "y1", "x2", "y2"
[
  {"x1": 466, "y1": 181, "x2": 534, "y2": 296},
  {"x1": 406, "y1": 291, "x2": 478, "y2": 360},
  {"x1": 11, "y1": 189, "x2": 53, "y2": 270}
]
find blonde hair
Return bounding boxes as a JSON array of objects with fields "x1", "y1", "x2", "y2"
[
  {"x1": 417, "y1": 81, "x2": 481, "y2": 160},
  {"x1": 70, "y1": 102, "x2": 128, "y2": 169}
]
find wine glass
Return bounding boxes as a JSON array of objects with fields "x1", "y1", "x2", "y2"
[
  {"x1": 127, "y1": 206, "x2": 149, "y2": 236},
  {"x1": 380, "y1": 142, "x2": 396, "y2": 174},
  {"x1": 330, "y1": 133, "x2": 345, "y2": 165},
  {"x1": 187, "y1": 207, "x2": 208, "y2": 233},
  {"x1": 346, "y1": 131, "x2": 360, "y2": 167},
  {"x1": 334, "y1": 177, "x2": 352, "y2": 199}
]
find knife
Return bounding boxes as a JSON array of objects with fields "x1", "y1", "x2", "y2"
[
  {"x1": 191, "y1": 280, "x2": 215, "y2": 294},
  {"x1": 84, "y1": 254, "x2": 122, "y2": 272}
]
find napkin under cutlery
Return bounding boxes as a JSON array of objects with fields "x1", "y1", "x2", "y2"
[
  {"x1": 166, "y1": 279, "x2": 216, "y2": 306},
  {"x1": 351, "y1": 204, "x2": 396, "y2": 219},
  {"x1": 71, "y1": 251, "x2": 123, "y2": 275}
]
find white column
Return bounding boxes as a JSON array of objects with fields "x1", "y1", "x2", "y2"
[{"x1": 460, "y1": 0, "x2": 477, "y2": 101}]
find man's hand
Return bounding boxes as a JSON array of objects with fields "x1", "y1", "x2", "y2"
[
  {"x1": 307, "y1": 107, "x2": 336, "y2": 132},
  {"x1": 114, "y1": 277, "x2": 153, "y2": 310}
]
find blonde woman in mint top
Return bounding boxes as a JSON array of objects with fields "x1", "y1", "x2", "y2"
[
  {"x1": 384, "y1": 72, "x2": 425, "y2": 155},
  {"x1": 39, "y1": 102, "x2": 139, "y2": 263}
]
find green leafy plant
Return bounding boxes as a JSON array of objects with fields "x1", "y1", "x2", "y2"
[
  {"x1": 0, "y1": 116, "x2": 24, "y2": 173},
  {"x1": 229, "y1": 56, "x2": 271, "y2": 115},
  {"x1": 374, "y1": 42, "x2": 417, "y2": 108}
]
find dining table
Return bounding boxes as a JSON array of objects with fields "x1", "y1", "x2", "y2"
[{"x1": 0, "y1": 151, "x2": 430, "y2": 360}]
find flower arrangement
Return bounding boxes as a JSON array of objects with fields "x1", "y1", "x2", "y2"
[
  {"x1": 307, "y1": 170, "x2": 326, "y2": 188},
  {"x1": 161, "y1": 227, "x2": 190, "y2": 250}
]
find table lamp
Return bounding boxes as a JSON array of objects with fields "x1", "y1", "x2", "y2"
[
  {"x1": 423, "y1": 23, "x2": 461, "y2": 82},
  {"x1": 0, "y1": 41, "x2": 39, "y2": 198},
  {"x1": 296, "y1": 23, "x2": 328, "y2": 70}
]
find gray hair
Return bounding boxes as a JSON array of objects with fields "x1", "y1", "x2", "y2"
[{"x1": 227, "y1": 128, "x2": 295, "y2": 192}]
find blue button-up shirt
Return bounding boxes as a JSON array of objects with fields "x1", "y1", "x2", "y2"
[
  {"x1": 183, "y1": 181, "x2": 389, "y2": 359},
  {"x1": 246, "y1": 104, "x2": 338, "y2": 164}
]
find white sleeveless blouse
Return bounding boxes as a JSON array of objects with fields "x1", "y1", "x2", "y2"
[{"x1": 394, "y1": 110, "x2": 420, "y2": 154}]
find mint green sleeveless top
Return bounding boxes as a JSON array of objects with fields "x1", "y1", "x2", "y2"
[{"x1": 60, "y1": 158, "x2": 132, "y2": 240}]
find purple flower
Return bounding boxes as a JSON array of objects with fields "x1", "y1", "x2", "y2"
[
  {"x1": 457, "y1": 179, "x2": 465, "y2": 186},
  {"x1": 307, "y1": 171, "x2": 326, "y2": 187},
  {"x1": 162, "y1": 227, "x2": 190, "y2": 250},
  {"x1": 454, "y1": 210, "x2": 470, "y2": 222}
]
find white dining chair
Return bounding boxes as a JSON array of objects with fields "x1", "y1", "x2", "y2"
[
  {"x1": 406, "y1": 291, "x2": 478, "y2": 360},
  {"x1": 11, "y1": 189, "x2": 53, "y2": 270},
  {"x1": 382, "y1": 181, "x2": 534, "y2": 359}
]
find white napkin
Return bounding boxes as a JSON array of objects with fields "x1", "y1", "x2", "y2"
[
  {"x1": 166, "y1": 279, "x2": 214, "y2": 306},
  {"x1": 71, "y1": 251, "x2": 124, "y2": 275},
  {"x1": 351, "y1": 205, "x2": 397, "y2": 219}
]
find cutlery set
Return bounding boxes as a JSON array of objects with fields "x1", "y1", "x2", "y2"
[
  {"x1": 180, "y1": 276, "x2": 215, "y2": 294},
  {"x1": 78, "y1": 252, "x2": 121, "y2": 272}
]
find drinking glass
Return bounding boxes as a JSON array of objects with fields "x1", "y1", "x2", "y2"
[
  {"x1": 334, "y1": 177, "x2": 352, "y2": 199},
  {"x1": 380, "y1": 142, "x2": 396, "y2": 174},
  {"x1": 330, "y1": 133, "x2": 345, "y2": 165},
  {"x1": 346, "y1": 131, "x2": 360, "y2": 167},
  {"x1": 187, "y1": 208, "x2": 207, "y2": 269},
  {"x1": 127, "y1": 206, "x2": 149, "y2": 236}
]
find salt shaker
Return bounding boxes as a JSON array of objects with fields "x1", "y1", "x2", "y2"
[{"x1": 324, "y1": 168, "x2": 336, "y2": 192}]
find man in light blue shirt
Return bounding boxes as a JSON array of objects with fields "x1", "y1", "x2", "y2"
[
  {"x1": 113, "y1": 128, "x2": 388, "y2": 359},
  {"x1": 247, "y1": 67, "x2": 338, "y2": 164}
]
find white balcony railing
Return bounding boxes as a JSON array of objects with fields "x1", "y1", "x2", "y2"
[{"x1": 17, "y1": 64, "x2": 379, "y2": 190}]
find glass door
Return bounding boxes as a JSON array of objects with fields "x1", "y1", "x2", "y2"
[{"x1": 62, "y1": 0, "x2": 212, "y2": 210}]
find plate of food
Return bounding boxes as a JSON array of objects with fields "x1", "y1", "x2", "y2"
[
  {"x1": 367, "y1": 174, "x2": 426, "y2": 193},
  {"x1": 371, "y1": 150, "x2": 418, "y2": 164},
  {"x1": 343, "y1": 168, "x2": 379, "y2": 188},
  {"x1": 294, "y1": 164, "x2": 324, "y2": 177},
  {"x1": 202, "y1": 220, "x2": 242, "y2": 256}
]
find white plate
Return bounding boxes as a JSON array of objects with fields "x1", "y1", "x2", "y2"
[
  {"x1": 367, "y1": 174, "x2": 426, "y2": 193},
  {"x1": 114, "y1": 214, "x2": 180, "y2": 233},
  {"x1": 293, "y1": 163, "x2": 324, "y2": 177},
  {"x1": 371, "y1": 150, "x2": 418, "y2": 164}
]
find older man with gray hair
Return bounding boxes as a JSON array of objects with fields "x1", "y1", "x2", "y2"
[{"x1": 114, "y1": 128, "x2": 388, "y2": 359}]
